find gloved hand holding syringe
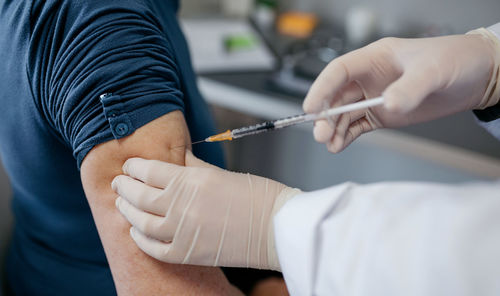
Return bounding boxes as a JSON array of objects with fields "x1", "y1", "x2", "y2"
[{"x1": 196, "y1": 96, "x2": 384, "y2": 144}]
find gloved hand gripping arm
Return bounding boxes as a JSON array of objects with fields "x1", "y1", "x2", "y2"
[{"x1": 112, "y1": 151, "x2": 301, "y2": 271}]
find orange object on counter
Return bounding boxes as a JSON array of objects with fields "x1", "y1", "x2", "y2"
[{"x1": 277, "y1": 12, "x2": 318, "y2": 38}]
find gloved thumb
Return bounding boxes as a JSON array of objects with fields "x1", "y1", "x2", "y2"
[
  {"x1": 383, "y1": 66, "x2": 439, "y2": 113},
  {"x1": 185, "y1": 150, "x2": 221, "y2": 169}
]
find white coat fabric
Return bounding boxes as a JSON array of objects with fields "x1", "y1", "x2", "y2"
[{"x1": 273, "y1": 181, "x2": 500, "y2": 296}]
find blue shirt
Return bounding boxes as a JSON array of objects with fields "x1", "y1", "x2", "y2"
[{"x1": 0, "y1": 0, "x2": 223, "y2": 295}]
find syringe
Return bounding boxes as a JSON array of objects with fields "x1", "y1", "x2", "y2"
[{"x1": 202, "y1": 96, "x2": 384, "y2": 143}]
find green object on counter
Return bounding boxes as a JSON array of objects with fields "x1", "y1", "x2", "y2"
[
  {"x1": 257, "y1": 0, "x2": 277, "y2": 8},
  {"x1": 224, "y1": 34, "x2": 259, "y2": 52}
]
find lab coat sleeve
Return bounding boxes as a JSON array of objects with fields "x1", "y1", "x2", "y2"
[
  {"x1": 473, "y1": 22, "x2": 500, "y2": 140},
  {"x1": 273, "y1": 181, "x2": 500, "y2": 296}
]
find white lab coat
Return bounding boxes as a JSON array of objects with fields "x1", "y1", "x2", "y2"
[{"x1": 273, "y1": 181, "x2": 500, "y2": 296}]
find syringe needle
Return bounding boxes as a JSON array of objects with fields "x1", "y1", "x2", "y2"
[
  {"x1": 190, "y1": 139, "x2": 206, "y2": 145},
  {"x1": 169, "y1": 139, "x2": 207, "y2": 150}
]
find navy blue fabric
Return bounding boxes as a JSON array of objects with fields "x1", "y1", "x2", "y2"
[
  {"x1": 474, "y1": 104, "x2": 500, "y2": 122},
  {"x1": 0, "y1": 0, "x2": 223, "y2": 295}
]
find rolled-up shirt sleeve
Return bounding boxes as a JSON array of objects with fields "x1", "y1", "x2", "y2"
[
  {"x1": 28, "y1": 1, "x2": 185, "y2": 168},
  {"x1": 473, "y1": 22, "x2": 500, "y2": 141}
]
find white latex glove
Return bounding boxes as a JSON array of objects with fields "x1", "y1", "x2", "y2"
[
  {"x1": 112, "y1": 150, "x2": 301, "y2": 271},
  {"x1": 304, "y1": 29, "x2": 500, "y2": 153}
]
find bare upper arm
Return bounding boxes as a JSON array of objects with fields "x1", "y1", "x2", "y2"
[{"x1": 80, "y1": 110, "x2": 239, "y2": 295}]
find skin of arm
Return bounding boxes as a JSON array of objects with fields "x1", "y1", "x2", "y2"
[{"x1": 80, "y1": 110, "x2": 241, "y2": 295}]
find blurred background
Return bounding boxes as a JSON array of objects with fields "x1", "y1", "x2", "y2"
[
  {"x1": 178, "y1": 0, "x2": 500, "y2": 188},
  {"x1": 2, "y1": 0, "x2": 500, "y2": 288}
]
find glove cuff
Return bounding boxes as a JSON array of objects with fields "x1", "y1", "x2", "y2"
[
  {"x1": 267, "y1": 187, "x2": 302, "y2": 271},
  {"x1": 467, "y1": 28, "x2": 500, "y2": 110}
]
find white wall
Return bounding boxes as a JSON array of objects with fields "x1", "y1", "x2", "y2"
[
  {"x1": 288, "y1": 0, "x2": 500, "y2": 34},
  {"x1": 180, "y1": 0, "x2": 500, "y2": 34}
]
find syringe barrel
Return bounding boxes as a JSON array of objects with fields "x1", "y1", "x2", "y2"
[
  {"x1": 232, "y1": 113, "x2": 311, "y2": 139},
  {"x1": 231, "y1": 121, "x2": 276, "y2": 139},
  {"x1": 274, "y1": 113, "x2": 312, "y2": 128}
]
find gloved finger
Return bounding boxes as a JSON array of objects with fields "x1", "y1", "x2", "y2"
[
  {"x1": 304, "y1": 47, "x2": 371, "y2": 113},
  {"x1": 342, "y1": 118, "x2": 373, "y2": 150},
  {"x1": 130, "y1": 227, "x2": 173, "y2": 263},
  {"x1": 313, "y1": 106, "x2": 366, "y2": 144},
  {"x1": 123, "y1": 158, "x2": 183, "y2": 189},
  {"x1": 313, "y1": 120, "x2": 334, "y2": 143},
  {"x1": 116, "y1": 196, "x2": 174, "y2": 242},
  {"x1": 331, "y1": 109, "x2": 367, "y2": 144},
  {"x1": 327, "y1": 118, "x2": 373, "y2": 153},
  {"x1": 112, "y1": 175, "x2": 166, "y2": 216},
  {"x1": 383, "y1": 64, "x2": 440, "y2": 113},
  {"x1": 312, "y1": 82, "x2": 364, "y2": 143},
  {"x1": 185, "y1": 150, "x2": 221, "y2": 170},
  {"x1": 325, "y1": 81, "x2": 364, "y2": 123},
  {"x1": 333, "y1": 81, "x2": 365, "y2": 107}
]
